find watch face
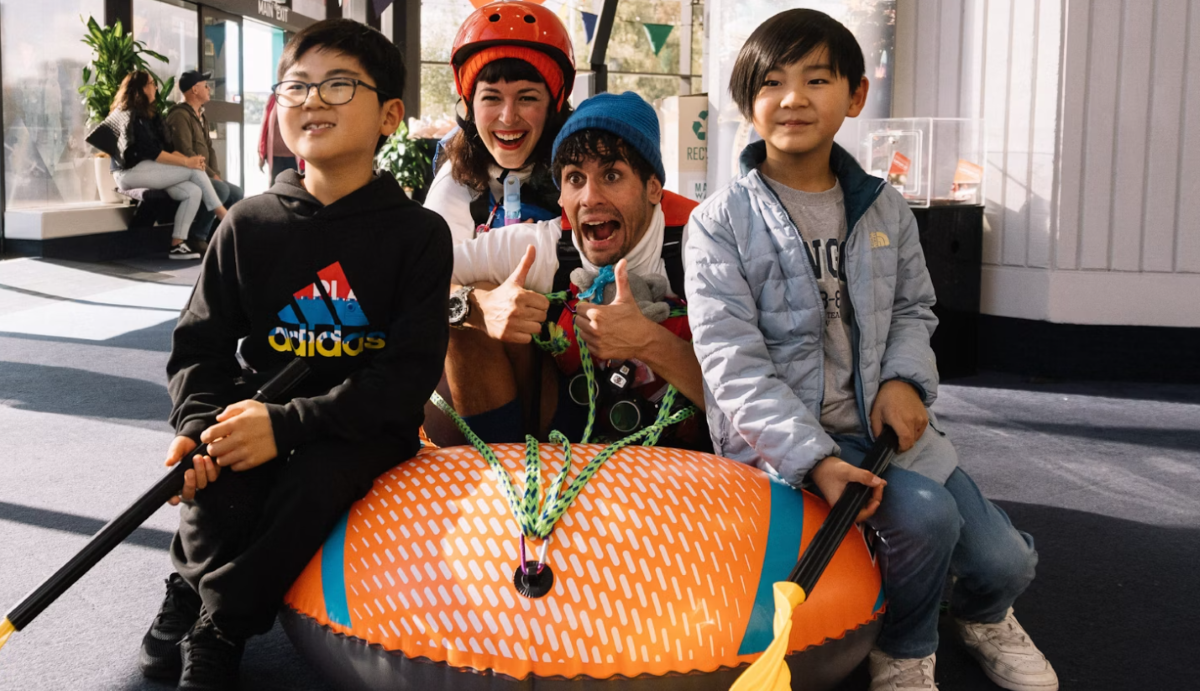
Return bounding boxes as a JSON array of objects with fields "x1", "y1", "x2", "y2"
[{"x1": 448, "y1": 295, "x2": 467, "y2": 323}]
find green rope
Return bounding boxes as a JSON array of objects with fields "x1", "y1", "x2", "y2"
[
  {"x1": 531, "y1": 291, "x2": 572, "y2": 357},
  {"x1": 431, "y1": 391, "x2": 694, "y2": 540},
  {"x1": 532, "y1": 322, "x2": 569, "y2": 356},
  {"x1": 430, "y1": 392, "x2": 531, "y2": 529},
  {"x1": 433, "y1": 288, "x2": 698, "y2": 540},
  {"x1": 533, "y1": 290, "x2": 687, "y2": 445},
  {"x1": 573, "y1": 318, "x2": 600, "y2": 443},
  {"x1": 527, "y1": 404, "x2": 694, "y2": 538}
]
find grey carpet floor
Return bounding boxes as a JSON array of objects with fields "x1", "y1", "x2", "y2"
[{"x1": 1, "y1": 256, "x2": 1195, "y2": 690}]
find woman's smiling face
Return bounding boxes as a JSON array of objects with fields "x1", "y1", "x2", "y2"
[{"x1": 471, "y1": 79, "x2": 550, "y2": 170}]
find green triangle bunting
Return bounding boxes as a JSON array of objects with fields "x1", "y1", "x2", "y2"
[{"x1": 643, "y1": 22, "x2": 673, "y2": 56}]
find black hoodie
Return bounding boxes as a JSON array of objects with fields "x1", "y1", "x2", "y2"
[{"x1": 167, "y1": 170, "x2": 452, "y2": 459}]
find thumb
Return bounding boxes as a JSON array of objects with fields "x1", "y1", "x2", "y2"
[
  {"x1": 217, "y1": 400, "x2": 247, "y2": 421},
  {"x1": 851, "y1": 467, "x2": 885, "y2": 488},
  {"x1": 507, "y1": 245, "x2": 537, "y2": 288},
  {"x1": 165, "y1": 436, "x2": 198, "y2": 467},
  {"x1": 612, "y1": 260, "x2": 633, "y2": 304}
]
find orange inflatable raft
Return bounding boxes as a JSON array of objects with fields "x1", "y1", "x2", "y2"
[{"x1": 282, "y1": 444, "x2": 885, "y2": 690}]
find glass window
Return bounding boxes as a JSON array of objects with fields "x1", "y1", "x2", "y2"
[
  {"x1": 204, "y1": 15, "x2": 241, "y2": 103},
  {"x1": 418, "y1": 0, "x2": 473, "y2": 121},
  {"x1": 343, "y1": 0, "x2": 369, "y2": 23},
  {"x1": 418, "y1": 0, "x2": 706, "y2": 119},
  {"x1": 420, "y1": 64, "x2": 458, "y2": 123},
  {"x1": 1, "y1": 0, "x2": 105, "y2": 209},
  {"x1": 608, "y1": 0, "x2": 684, "y2": 78},
  {"x1": 243, "y1": 19, "x2": 287, "y2": 196},
  {"x1": 292, "y1": 0, "x2": 325, "y2": 20},
  {"x1": 134, "y1": 0, "x2": 199, "y2": 102},
  {"x1": 609, "y1": 73, "x2": 680, "y2": 103},
  {"x1": 420, "y1": 0, "x2": 474, "y2": 64}
]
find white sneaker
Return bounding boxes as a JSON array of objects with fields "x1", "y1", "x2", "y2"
[
  {"x1": 868, "y1": 648, "x2": 937, "y2": 691},
  {"x1": 956, "y1": 608, "x2": 1059, "y2": 691}
]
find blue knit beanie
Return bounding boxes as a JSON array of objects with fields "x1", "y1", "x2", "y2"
[{"x1": 551, "y1": 91, "x2": 665, "y2": 187}]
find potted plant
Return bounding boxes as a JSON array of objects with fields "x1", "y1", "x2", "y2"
[
  {"x1": 78, "y1": 16, "x2": 174, "y2": 203},
  {"x1": 376, "y1": 120, "x2": 435, "y2": 202}
]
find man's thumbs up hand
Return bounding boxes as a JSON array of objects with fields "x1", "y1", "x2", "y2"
[
  {"x1": 611, "y1": 259, "x2": 636, "y2": 305},
  {"x1": 578, "y1": 259, "x2": 655, "y2": 361},
  {"x1": 506, "y1": 245, "x2": 537, "y2": 289},
  {"x1": 475, "y1": 244, "x2": 550, "y2": 344}
]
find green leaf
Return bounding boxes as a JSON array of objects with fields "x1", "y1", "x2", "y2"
[{"x1": 113, "y1": 19, "x2": 122, "y2": 37}]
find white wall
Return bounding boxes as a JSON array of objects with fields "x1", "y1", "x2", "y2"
[{"x1": 894, "y1": 0, "x2": 1200, "y2": 327}]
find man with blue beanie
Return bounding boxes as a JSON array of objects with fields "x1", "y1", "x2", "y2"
[{"x1": 430, "y1": 91, "x2": 706, "y2": 446}]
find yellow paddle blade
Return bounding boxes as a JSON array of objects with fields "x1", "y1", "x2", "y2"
[
  {"x1": 0, "y1": 617, "x2": 14, "y2": 652},
  {"x1": 730, "y1": 582, "x2": 807, "y2": 691}
]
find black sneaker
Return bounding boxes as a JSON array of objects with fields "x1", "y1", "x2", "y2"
[
  {"x1": 179, "y1": 617, "x2": 245, "y2": 691},
  {"x1": 139, "y1": 573, "x2": 202, "y2": 681},
  {"x1": 169, "y1": 242, "x2": 201, "y2": 260}
]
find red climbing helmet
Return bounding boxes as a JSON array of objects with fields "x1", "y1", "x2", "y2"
[{"x1": 451, "y1": 0, "x2": 576, "y2": 111}]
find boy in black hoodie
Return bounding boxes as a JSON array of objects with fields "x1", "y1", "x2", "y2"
[{"x1": 139, "y1": 20, "x2": 452, "y2": 690}]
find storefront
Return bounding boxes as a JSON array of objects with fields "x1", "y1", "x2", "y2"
[
  {"x1": 129, "y1": 0, "x2": 323, "y2": 197},
  {"x1": 0, "y1": 0, "x2": 321, "y2": 241}
]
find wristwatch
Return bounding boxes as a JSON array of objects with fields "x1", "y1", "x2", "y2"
[{"x1": 448, "y1": 285, "x2": 475, "y2": 328}]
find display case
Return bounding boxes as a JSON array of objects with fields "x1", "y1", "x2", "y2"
[{"x1": 857, "y1": 118, "x2": 985, "y2": 207}]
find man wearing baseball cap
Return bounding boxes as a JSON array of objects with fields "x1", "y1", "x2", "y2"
[
  {"x1": 165, "y1": 69, "x2": 244, "y2": 254},
  {"x1": 430, "y1": 92, "x2": 707, "y2": 449}
]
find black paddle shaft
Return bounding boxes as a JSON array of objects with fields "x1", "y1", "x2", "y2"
[
  {"x1": 5, "y1": 359, "x2": 310, "y2": 631},
  {"x1": 787, "y1": 426, "x2": 900, "y2": 595}
]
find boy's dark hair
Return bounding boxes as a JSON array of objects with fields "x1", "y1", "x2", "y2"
[
  {"x1": 439, "y1": 58, "x2": 573, "y2": 193},
  {"x1": 729, "y1": 9, "x2": 865, "y2": 119},
  {"x1": 278, "y1": 18, "x2": 405, "y2": 104},
  {"x1": 552, "y1": 129, "x2": 658, "y2": 187}
]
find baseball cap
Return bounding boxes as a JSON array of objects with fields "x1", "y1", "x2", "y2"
[{"x1": 179, "y1": 70, "x2": 213, "y2": 93}]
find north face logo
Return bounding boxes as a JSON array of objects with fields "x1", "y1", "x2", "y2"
[{"x1": 268, "y1": 262, "x2": 386, "y2": 357}]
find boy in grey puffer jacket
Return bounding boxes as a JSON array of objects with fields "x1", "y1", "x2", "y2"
[{"x1": 684, "y1": 10, "x2": 1058, "y2": 691}]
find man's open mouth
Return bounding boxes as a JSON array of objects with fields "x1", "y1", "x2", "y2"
[
  {"x1": 303, "y1": 121, "x2": 335, "y2": 131},
  {"x1": 582, "y1": 220, "x2": 620, "y2": 242}
]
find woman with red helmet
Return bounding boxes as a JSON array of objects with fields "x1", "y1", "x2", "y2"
[{"x1": 424, "y1": 0, "x2": 576, "y2": 244}]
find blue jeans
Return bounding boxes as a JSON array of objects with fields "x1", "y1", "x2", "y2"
[
  {"x1": 190, "y1": 178, "x2": 244, "y2": 242},
  {"x1": 834, "y1": 434, "x2": 1038, "y2": 659},
  {"x1": 113, "y1": 160, "x2": 223, "y2": 240}
]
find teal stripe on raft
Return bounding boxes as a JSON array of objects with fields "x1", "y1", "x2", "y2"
[
  {"x1": 737, "y1": 479, "x2": 806, "y2": 655},
  {"x1": 321, "y1": 512, "x2": 353, "y2": 628}
]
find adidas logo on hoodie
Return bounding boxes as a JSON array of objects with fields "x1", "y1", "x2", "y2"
[{"x1": 267, "y1": 262, "x2": 387, "y2": 357}]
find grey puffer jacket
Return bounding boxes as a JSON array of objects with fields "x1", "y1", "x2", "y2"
[{"x1": 685, "y1": 141, "x2": 955, "y2": 485}]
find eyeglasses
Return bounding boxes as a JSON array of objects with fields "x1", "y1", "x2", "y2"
[{"x1": 272, "y1": 78, "x2": 392, "y2": 107}]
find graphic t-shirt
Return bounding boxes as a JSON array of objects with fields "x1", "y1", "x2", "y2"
[{"x1": 763, "y1": 174, "x2": 862, "y2": 435}]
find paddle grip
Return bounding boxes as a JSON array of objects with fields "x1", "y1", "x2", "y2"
[
  {"x1": 787, "y1": 426, "x2": 899, "y2": 594},
  {"x1": 4, "y1": 359, "x2": 310, "y2": 631}
]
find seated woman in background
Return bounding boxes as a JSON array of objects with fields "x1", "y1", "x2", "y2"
[{"x1": 110, "y1": 70, "x2": 227, "y2": 260}]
